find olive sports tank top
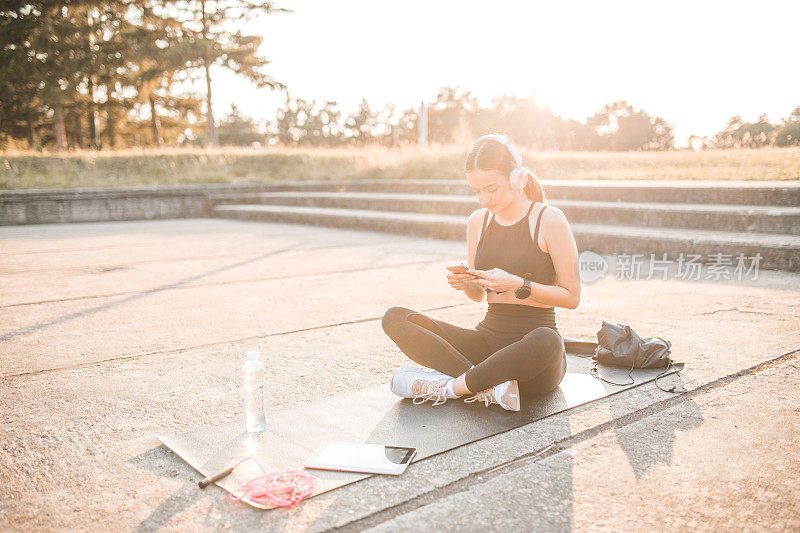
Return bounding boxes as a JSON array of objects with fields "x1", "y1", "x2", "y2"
[{"x1": 474, "y1": 201, "x2": 557, "y2": 286}]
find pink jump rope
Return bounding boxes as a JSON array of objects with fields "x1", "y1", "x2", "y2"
[{"x1": 199, "y1": 457, "x2": 318, "y2": 507}]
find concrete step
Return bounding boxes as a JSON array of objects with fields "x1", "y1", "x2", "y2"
[
  {"x1": 222, "y1": 179, "x2": 800, "y2": 206},
  {"x1": 212, "y1": 204, "x2": 800, "y2": 271},
  {"x1": 211, "y1": 192, "x2": 800, "y2": 234}
]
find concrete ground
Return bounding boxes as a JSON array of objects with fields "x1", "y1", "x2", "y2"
[{"x1": 0, "y1": 218, "x2": 798, "y2": 532}]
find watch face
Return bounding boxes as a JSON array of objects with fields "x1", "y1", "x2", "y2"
[{"x1": 515, "y1": 279, "x2": 531, "y2": 299}]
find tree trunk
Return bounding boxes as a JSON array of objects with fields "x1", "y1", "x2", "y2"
[
  {"x1": 88, "y1": 78, "x2": 100, "y2": 150},
  {"x1": 106, "y1": 105, "x2": 117, "y2": 149},
  {"x1": 201, "y1": 0, "x2": 216, "y2": 148},
  {"x1": 204, "y1": 61, "x2": 217, "y2": 147},
  {"x1": 149, "y1": 95, "x2": 163, "y2": 147},
  {"x1": 86, "y1": 12, "x2": 101, "y2": 150},
  {"x1": 26, "y1": 107, "x2": 38, "y2": 150},
  {"x1": 53, "y1": 104, "x2": 67, "y2": 152},
  {"x1": 74, "y1": 110, "x2": 85, "y2": 149}
]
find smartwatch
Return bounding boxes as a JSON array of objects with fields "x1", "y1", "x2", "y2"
[{"x1": 514, "y1": 273, "x2": 532, "y2": 299}]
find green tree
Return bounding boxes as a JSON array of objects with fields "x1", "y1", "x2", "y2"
[
  {"x1": 478, "y1": 94, "x2": 566, "y2": 150},
  {"x1": 1, "y1": 1, "x2": 173, "y2": 150},
  {"x1": 317, "y1": 100, "x2": 344, "y2": 145},
  {"x1": 159, "y1": 0, "x2": 288, "y2": 147},
  {"x1": 714, "y1": 115, "x2": 743, "y2": 148},
  {"x1": 1, "y1": 2, "x2": 92, "y2": 151},
  {"x1": 344, "y1": 98, "x2": 379, "y2": 144},
  {"x1": 124, "y1": 3, "x2": 190, "y2": 146},
  {"x1": 740, "y1": 113, "x2": 776, "y2": 148},
  {"x1": 303, "y1": 99, "x2": 344, "y2": 146},
  {"x1": 586, "y1": 101, "x2": 673, "y2": 151},
  {"x1": 0, "y1": 3, "x2": 46, "y2": 149},
  {"x1": 714, "y1": 113, "x2": 776, "y2": 148},
  {"x1": 372, "y1": 103, "x2": 398, "y2": 146},
  {"x1": 427, "y1": 87, "x2": 478, "y2": 145},
  {"x1": 217, "y1": 104, "x2": 263, "y2": 145},
  {"x1": 774, "y1": 106, "x2": 800, "y2": 147},
  {"x1": 274, "y1": 95, "x2": 314, "y2": 145},
  {"x1": 395, "y1": 106, "x2": 419, "y2": 145},
  {"x1": 302, "y1": 100, "x2": 327, "y2": 147},
  {"x1": 274, "y1": 95, "x2": 301, "y2": 144}
]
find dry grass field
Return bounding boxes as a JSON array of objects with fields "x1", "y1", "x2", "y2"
[{"x1": 2, "y1": 145, "x2": 799, "y2": 190}]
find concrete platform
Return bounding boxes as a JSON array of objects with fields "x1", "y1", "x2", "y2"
[{"x1": 1, "y1": 218, "x2": 798, "y2": 531}]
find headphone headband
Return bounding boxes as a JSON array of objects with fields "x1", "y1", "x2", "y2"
[
  {"x1": 472, "y1": 134, "x2": 523, "y2": 168},
  {"x1": 471, "y1": 134, "x2": 528, "y2": 190}
]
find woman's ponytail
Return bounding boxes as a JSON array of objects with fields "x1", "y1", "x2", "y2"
[{"x1": 521, "y1": 169, "x2": 547, "y2": 205}]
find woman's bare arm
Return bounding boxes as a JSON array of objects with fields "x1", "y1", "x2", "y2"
[
  {"x1": 463, "y1": 209, "x2": 486, "y2": 302},
  {"x1": 528, "y1": 206, "x2": 581, "y2": 309}
]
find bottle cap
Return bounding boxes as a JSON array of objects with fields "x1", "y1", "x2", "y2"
[{"x1": 246, "y1": 350, "x2": 260, "y2": 361}]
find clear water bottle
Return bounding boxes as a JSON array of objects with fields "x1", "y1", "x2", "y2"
[{"x1": 243, "y1": 350, "x2": 266, "y2": 433}]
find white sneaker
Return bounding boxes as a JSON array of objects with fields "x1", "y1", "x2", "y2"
[
  {"x1": 464, "y1": 380, "x2": 521, "y2": 411},
  {"x1": 390, "y1": 367, "x2": 455, "y2": 406}
]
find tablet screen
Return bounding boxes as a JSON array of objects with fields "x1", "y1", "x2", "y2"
[{"x1": 305, "y1": 442, "x2": 416, "y2": 475}]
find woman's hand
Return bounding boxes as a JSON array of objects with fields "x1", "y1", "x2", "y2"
[
  {"x1": 465, "y1": 267, "x2": 523, "y2": 294},
  {"x1": 446, "y1": 270, "x2": 479, "y2": 291}
]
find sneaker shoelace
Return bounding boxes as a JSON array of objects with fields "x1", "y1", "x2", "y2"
[
  {"x1": 411, "y1": 378, "x2": 449, "y2": 406},
  {"x1": 464, "y1": 389, "x2": 495, "y2": 407}
]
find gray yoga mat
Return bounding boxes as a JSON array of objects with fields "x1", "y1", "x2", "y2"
[{"x1": 156, "y1": 355, "x2": 683, "y2": 509}]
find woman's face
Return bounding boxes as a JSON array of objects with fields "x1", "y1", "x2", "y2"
[{"x1": 467, "y1": 168, "x2": 513, "y2": 212}]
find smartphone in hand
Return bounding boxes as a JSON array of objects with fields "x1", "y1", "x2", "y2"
[{"x1": 445, "y1": 265, "x2": 470, "y2": 274}]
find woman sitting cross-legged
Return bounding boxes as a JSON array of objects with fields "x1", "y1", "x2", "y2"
[{"x1": 382, "y1": 134, "x2": 581, "y2": 411}]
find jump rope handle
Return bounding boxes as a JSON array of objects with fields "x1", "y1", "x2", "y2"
[{"x1": 198, "y1": 466, "x2": 235, "y2": 489}]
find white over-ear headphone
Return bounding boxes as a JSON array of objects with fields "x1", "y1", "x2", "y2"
[{"x1": 472, "y1": 134, "x2": 529, "y2": 190}]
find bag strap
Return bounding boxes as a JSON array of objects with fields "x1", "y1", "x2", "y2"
[{"x1": 655, "y1": 336, "x2": 672, "y2": 350}]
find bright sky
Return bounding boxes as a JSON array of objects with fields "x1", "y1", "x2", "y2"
[{"x1": 212, "y1": 0, "x2": 799, "y2": 147}]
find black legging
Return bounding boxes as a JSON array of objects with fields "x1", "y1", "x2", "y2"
[{"x1": 381, "y1": 306, "x2": 566, "y2": 395}]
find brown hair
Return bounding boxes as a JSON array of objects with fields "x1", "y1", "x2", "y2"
[{"x1": 465, "y1": 136, "x2": 548, "y2": 204}]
